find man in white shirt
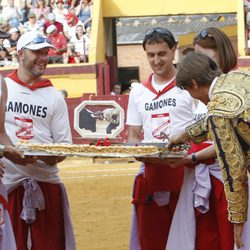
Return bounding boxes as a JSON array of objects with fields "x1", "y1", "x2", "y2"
[
  {"x1": 127, "y1": 27, "x2": 195, "y2": 250},
  {"x1": 1, "y1": 0, "x2": 21, "y2": 27},
  {"x1": 2, "y1": 31, "x2": 76, "y2": 250}
]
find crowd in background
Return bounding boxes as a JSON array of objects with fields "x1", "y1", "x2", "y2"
[{"x1": 0, "y1": 0, "x2": 93, "y2": 66}]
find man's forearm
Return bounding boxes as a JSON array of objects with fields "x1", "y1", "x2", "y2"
[
  {"x1": 0, "y1": 132, "x2": 13, "y2": 146},
  {"x1": 127, "y1": 125, "x2": 142, "y2": 143},
  {"x1": 195, "y1": 144, "x2": 217, "y2": 161}
]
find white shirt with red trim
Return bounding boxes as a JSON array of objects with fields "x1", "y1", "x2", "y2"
[
  {"x1": 126, "y1": 75, "x2": 195, "y2": 142},
  {"x1": 193, "y1": 100, "x2": 214, "y2": 146},
  {"x1": 193, "y1": 100, "x2": 207, "y2": 122},
  {"x1": 2, "y1": 76, "x2": 72, "y2": 191}
]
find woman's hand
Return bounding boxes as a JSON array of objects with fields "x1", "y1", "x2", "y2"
[
  {"x1": 167, "y1": 131, "x2": 190, "y2": 149},
  {"x1": 234, "y1": 223, "x2": 244, "y2": 249},
  {"x1": 3, "y1": 146, "x2": 37, "y2": 165},
  {"x1": 3, "y1": 145, "x2": 23, "y2": 159}
]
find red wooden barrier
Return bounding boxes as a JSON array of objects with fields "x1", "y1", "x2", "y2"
[{"x1": 66, "y1": 94, "x2": 129, "y2": 144}]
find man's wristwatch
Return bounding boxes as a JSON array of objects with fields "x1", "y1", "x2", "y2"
[
  {"x1": 191, "y1": 153, "x2": 198, "y2": 164},
  {"x1": 0, "y1": 144, "x2": 5, "y2": 158}
]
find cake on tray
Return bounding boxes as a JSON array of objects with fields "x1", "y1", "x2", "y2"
[{"x1": 15, "y1": 140, "x2": 189, "y2": 158}]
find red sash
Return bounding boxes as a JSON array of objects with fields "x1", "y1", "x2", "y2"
[
  {"x1": 143, "y1": 74, "x2": 176, "y2": 100},
  {"x1": 7, "y1": 70, "x2": 53, "y2": 90}
]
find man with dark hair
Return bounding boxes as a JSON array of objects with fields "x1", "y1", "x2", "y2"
[
  {"x1": 110, "y1": 82, "x2": 122, "y2": 95},
  {"x1": 127, "y1": 27, "x2": 195, "y2": 249},
  {"x1": 169, "y1": 52, "x2": 250, "y2": 249}
]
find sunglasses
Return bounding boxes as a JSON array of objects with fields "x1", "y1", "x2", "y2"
[
  {"x1": 198, "y1": 29, "x2": 213, "y2": 39},
  {"x1": 25, "y1": 36, "x2": 51, "y2": 47},
  {"x1": 145, "y1": 28, "x2": 173, "y2": 38}
]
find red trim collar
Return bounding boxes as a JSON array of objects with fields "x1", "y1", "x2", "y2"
[
  {"x1": 7, "y1": 70, "x2": 53, "y2": 91},
  {"x1": 143, "y1": 74, "x2": 176, "y2": 100}
]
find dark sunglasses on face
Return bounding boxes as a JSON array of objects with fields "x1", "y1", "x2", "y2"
[
  {"x1": 198, "y1": 29, "x2": 213, "y2": 39},
  {"x1": 145, "y1": 27, "x2": 173, "y2": 38}
]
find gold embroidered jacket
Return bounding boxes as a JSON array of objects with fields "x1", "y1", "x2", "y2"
[{"x1": 186, "y1": 71, "x2": 250, "y2": 223}]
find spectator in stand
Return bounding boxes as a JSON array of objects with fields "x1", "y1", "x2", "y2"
[
  {"x1": 19, "y1": 0, "x2": 29, "y2": 24},
  {"x1": 247, "y1": 30, "x2": 250, "y2": 55},
  {"x1": 50, "y1": 0, "x2": 78, "y2": 9},
  {"x1": 63, "y1": 42, "x2": 80, "y2": 64},
  {"x1": 70, "y1": 24, "x2": 89, "y2": 62},
  {"x1": 110, "y1": 82, "x2": 122, "y2": 95},
  {"x1": 44, "y1": 12, "x2": 63, "y2": 34},
  {"x1": 32, "y1": 0, "x2": 50, "y2": 24},
  {"x1": 0, "y1": 46, "x2": 10, "y2": 67},
  {"x1": 22, "y1": 12, "x2": 43, "y2": 32},
  {"x1": 3, "y1": 27, "x2": 20, "y2": 55},
  {"x1": 38, "y1": 25, "x2": 45, "y2": 35},
  {"x1": 52, "y1": 0, "x2": 68, "y2": 24},
  {"x1": 0, "y1": 28, "x2": 17, "y2": 67},
  {"x1": 1, "y1": 0, "x2": 28, "y2": 24},
  {"x1": 46, "y1": 24, "x2": 67, "y2": 63},
  {"x1": 244, "y1": 0, "x2": 250, "y2": 51},
  {"x1": 65, "y1": 0, "x2": 78, "y2": 10},
  {"x1": 63, "y1": 12, "x2": 85, "y2": 40},
  {"x1": 2, "y1": 27, "x2": 20, "y2": 64},
  {"x1": 0, "y1": 32, "x2": 11, "y2": 66},
  {"x1": 245, "y1": 0, "x2": 250, "y2": 11},
  {"x1": 75, "y1": 0, "x2": 92, "y2": 30},
  {"x1": 244, "y1": 0, "x2": 250, "y2": 21},
  {"x1": 0, "y1": 21, "x2": 10, "y2": 33},
  {"x1": 1, "y1": 0, "x2": 22, "y2": 28},
  {"x1": 26, "y1": 0, "x2": 39, "y2": 10}
]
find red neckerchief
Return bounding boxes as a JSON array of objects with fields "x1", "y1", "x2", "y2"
[
  {"x1": 143, "y1": 74, "x2": 176, "y2": 100},
  {"x1": 7, "y1": 70, "x2": 53, "y2": 91}
]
